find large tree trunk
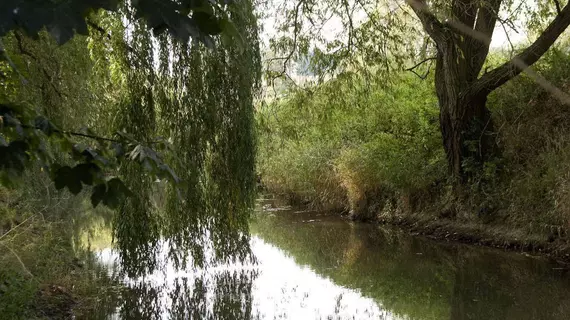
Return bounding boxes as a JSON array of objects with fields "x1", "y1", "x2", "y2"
[
  {"x1": 438, "y1": 91, "x2": 495, "y2": 181},
  {"x1": 407, "y1": 0, "x2": 570, "y2": 184},
  {"x1": 434, "y1": 45, "x2": 496, "y2": 183}
]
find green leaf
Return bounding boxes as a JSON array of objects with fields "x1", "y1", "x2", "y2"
[
  {"x1": 54, "y1": 165, "x2": 83, "y2": 194},
  {"x1": 111, "y1": 142, "x2": 125, "y2": 158},
  {"x1": 67, "y1": 176, "x2": 83, "y2": 195},
  {"x1": 100, "y1": 177, "x2": 134, "y2": 209},
  {"x1": 192, "y1": 11, "x2": 222, "y2": 35},
  {"x1": 34, "y1": 116, "x2": 57, "y2": 136},
  {"x1": 54, "y1": 166, "x2": 73, "y2": 190},
  {"x1": 107, "y1": 177, "x2": 134, "y2": 197},
  {"x1": 72, "y1": 163, "x2": 100, "y2": 186},
  {"x1": 91, "y1": 183, "x2": 107, "y2": 208}
]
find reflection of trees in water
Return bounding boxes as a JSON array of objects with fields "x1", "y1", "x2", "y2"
[
  {"x1": 120, "y1": 282, "x2": 163, "y2": 319},
  {"x1": 115, "y1": 269, "x2": 259, "y2": 320},
  {"x1": 252, "y1": 210, "x2": 570, "y2": 320}
]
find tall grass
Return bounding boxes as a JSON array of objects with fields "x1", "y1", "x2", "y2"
[{"x1": 0, "y1": 168, "x2": 118, "y2": 319}]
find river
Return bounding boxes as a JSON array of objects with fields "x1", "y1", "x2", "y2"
[{"x1": 91, "y1": 197, "x2": 570, "y2": 319}]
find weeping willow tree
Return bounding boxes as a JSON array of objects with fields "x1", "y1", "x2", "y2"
[
  {"x1": 1, "y1": 0, "x2": 261, "y2": 276},
  {"x1": 89, "y1": 2, "x2": 261, "y2": 275}
]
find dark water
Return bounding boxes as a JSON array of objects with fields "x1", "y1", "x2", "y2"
[{"x1": 94, "y1": 198, "x2": 570, "y2": 319}]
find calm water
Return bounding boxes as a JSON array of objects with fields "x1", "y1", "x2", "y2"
[{"x1": 92, "y1": 198, "x2": 570, "y2": 319}]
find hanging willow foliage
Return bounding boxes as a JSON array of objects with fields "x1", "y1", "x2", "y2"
[
  {"x1": 95, "y1": 1, "x2": 262, "y2": 276},
  {"x1": 0, "y1": 0, "x2": 260, "y2": 276}
]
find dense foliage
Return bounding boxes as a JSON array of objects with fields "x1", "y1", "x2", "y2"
[
  {"x1": 0, "y1": 0, "x2": 261, "y2": 279},
  {"x1": 258, "y1": 45, "x2": 570, "y2": 236},
  {"x1": 266, "y1": 0, "x2": 570, "y2": 183},
  {"x1": 258, "y1": 73, "x2": 444, "y2": 216}
]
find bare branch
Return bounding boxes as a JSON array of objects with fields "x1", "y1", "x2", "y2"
[
  {"x1": 452, "y1": 0, "x2": 477, "y2": 30},
  {"x1": 405, "y1": 56, "x2": 436, "y2": 79},
  {"x1": 405, "y1": 56, "x2": 436, "y2": 71},
  {"x1": 276, "y1": 0, "x2": 303, "y2": 79},
  {"x1": 498, "y1": 18, "x2": 515, "y2": 54},
  {"x1": 342, "y1": 0, "x2": 354, "y2": 51}
]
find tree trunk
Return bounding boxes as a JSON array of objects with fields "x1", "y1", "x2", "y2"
[
  {"x1": 439, "y1": 94, "x2": 495, "y2": 181},
  {"x1": 435, "y1": 50, "x2": 496, "y2": 183},
  {"x1": 407, "y1": 0, "x2": 570, "y2": 185}
]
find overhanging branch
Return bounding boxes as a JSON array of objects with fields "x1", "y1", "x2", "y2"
[
  {"x1": 474, "y1": 2, "x2": 570, "y2": 95},
  {"x1": 554, "y1": 0, "x2": 562, "y2": 14}
]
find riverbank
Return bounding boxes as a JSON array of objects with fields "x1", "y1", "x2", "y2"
[
  {"x1": 0, "y1": 186, "x2": 119, "y2": 319},
  {"x1": 0, "y1": 216, "x2": 119, "y2": 319},
  {"x1": 263, "y1": 193, "x2": 570, "y2": 265},
  {"x1": 375, "y1": 214, "x2": 570, "y2": 265},
  {"x1": 257, "y1": 49, "x2": 570, "y2": 266}
]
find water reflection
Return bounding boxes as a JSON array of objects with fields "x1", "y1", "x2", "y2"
[
  {"x1": 96, "y1": 237, "x2": 397, "y2": 320},
  {"x1": 252, "y1": 200, "x2": 570, "y2": 320},
  {"x1": 89, "y1": 199, "x2": 570, "y2": 319}
]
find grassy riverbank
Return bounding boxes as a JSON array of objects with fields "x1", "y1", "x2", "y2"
[
  {"x1": 257, "y1": 48, "x2": 570, "y2": 258},
  {"x1": 0, "y1": 182, "x2": 119, "y2": 319}
]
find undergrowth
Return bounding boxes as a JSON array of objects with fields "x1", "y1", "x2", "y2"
[{"x1": 0, "y1": 170, "x2": 119, "y2": 319}]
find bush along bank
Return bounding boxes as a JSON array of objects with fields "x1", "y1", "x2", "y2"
[{"x1": 257, "y1": 48, "x2": 570, "y2": 262}]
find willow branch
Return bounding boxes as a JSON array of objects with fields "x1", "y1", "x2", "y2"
[
  {"x1": 405, "y1": 56, "x2": 436, "y2": 80},
  {"x1": 20, "y1": 124, "x2": 121, "y2": 142},
  {"x1": 554, "y1": 0, "x2": 562, "y2": 14},
  {"x1": 13, "y1": 31, "x2": 67, "y2": 99},
  {"x1": 277, "y1": 0, "x2": 303, "y2": 79},
  {"x1": 405, "y1": 57, "x2": 436, "y2": 71},
  {"x1": 0, "y1": 242, "x2": 34, "y2": 278}
]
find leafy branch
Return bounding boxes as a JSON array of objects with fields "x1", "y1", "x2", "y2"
[
  {"x1": 1, "y1": 103, "x2": 179, "y2": 209},
  {"x1": 0, "y1": 0, "x2": 248, "y2": 209}
]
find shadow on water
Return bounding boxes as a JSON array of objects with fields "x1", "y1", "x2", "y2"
[{"x1": 85, "y1": 197, "x2": 570, "y2": 319}]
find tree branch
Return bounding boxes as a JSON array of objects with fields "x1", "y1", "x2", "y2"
[
  {"x1": 405, "y1": 0, "x2": 447, "y2": 45},
  {"x1": 405, "y1": 56, "x2": 436, "y2": 79},
  {"x1": 467, "y1": 0, "x2": 503, "y2": 78},
  {"x1": 474, "y1": 2, "x2": 570, "y2": 95},
  {"x1": 554, "y1": 0, "x2": 562, "y2": 14},
  {"x1": 473, "y1": 0, "x2": 503, "y2": 44},
  {"x1": 279, "y1": 0, "x2": 303, "y2": 79},
  {"x1": 20, "y1": 123, "x2": 121, "y2": 142},
  {"x1": 86, "y1": 20, "x2": 111, "y2": 41},
  {"x1": 452, "y1": 0, "x2": 477, "y2": 30},
  {"x1": 13, "y1": 31, "x2": 67, "y2": 99},
  {"x1": 405, "y1": 56, "x2": 436, "y2": 71}
]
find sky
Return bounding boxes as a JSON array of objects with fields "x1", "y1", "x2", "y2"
[{"x1": 259, "y1": 0, "x2": 530, "y2": 56}]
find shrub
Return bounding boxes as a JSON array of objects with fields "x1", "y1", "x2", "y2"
[{"x1": 257, "y1": 74, "x2": 445, "y2": 216}]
